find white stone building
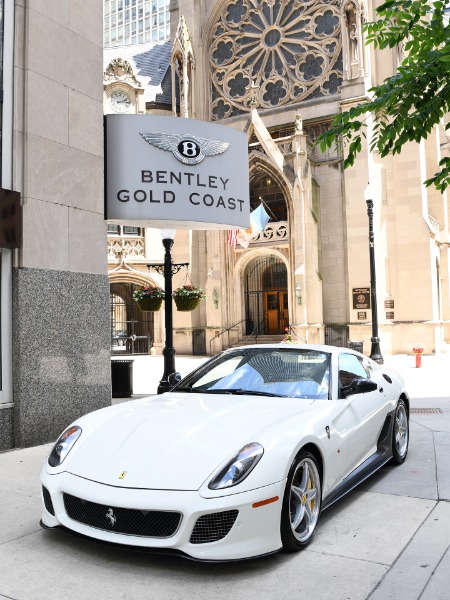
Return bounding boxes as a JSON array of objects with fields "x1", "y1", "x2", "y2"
[
  {"x1": 0, "y1": 1, "x2": 110, "y2": 451},
  {"x1": 105, "y1": 0, "x2": 450, "y2": 360}
]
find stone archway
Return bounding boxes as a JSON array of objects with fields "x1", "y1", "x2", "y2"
[
  {"x1": 110, "y1": 282, "x2": 156, "y2": 355},
  {"x1": 244, "y1": 255, "x2": 288, "y2": 335}
]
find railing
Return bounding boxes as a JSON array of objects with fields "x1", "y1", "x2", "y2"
[
  {"x1": 285, "y1": 325, "x2": 307, "y2": 343},
  {"x1": 428, "y1": 215, "x2": 440, "y2": 237},
  {"x1": 250, "y1": 221, "x2": 288, "y2": 244},
  {"x1": 242, "y1": 317, "x2": 267, "y2": 345},
  {"x1": 108, "y1": 236, "x2": 145, "y2": 261},
  {"x1": 209, "y1": 319, "x2": 246, "y2": 355}
]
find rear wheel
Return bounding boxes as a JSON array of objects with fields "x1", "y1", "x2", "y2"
[
  {"x1": 280, "y1": 451, "x2": 321, "y2": 551},
  {"x1": 392, "y1": 399, "x2": 409, "y2": 464}
]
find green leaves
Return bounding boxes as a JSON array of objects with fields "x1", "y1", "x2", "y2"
[{"x1": 317, "y1": 0, "x2": 450, "y2": 190}]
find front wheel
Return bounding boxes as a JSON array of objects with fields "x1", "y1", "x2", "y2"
[
  {"x1": 391, "y1": 399, "x2": 409, "y2": 464},
  {"x1": 280, "y1": 451, "x2": 321, "y2": 552}
]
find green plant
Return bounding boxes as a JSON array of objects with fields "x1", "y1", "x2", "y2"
[
  {"x1": 132, "y1": 286, "x2": 165, "y2": 301},
  {"x1": 172, "y1": 285, "x2": 205, "y2": 300},
  {"x1": 282, "y1": 327, "x2": 299, "y2": 344}
]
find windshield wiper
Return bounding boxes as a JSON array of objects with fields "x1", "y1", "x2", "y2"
[{"x1": 196, "y1": 388, "x2": 284, "y2": 397}]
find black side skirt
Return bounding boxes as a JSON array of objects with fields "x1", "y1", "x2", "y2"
[{"x1": 322, "y1": 410, "x2": 394, "y2": 512}]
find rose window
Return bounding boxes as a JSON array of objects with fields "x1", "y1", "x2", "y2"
[{"x1": 210, "y1": 0, "x2": 343, "y2": 120}]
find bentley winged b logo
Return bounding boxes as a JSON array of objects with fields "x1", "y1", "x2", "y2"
[{"x1": 139, "y1": 131, "x2": 230, "y2": 165}]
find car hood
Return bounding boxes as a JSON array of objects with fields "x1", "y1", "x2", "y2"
[{"x1": 65, "y1": 392, "x2": 315, "y2": 490}]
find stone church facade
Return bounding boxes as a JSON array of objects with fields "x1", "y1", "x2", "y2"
[{"x1": 105, "y1": 0, "x2": 450, "y2": 358}]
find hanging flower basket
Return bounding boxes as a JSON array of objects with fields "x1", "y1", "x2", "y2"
[
  {"x1": 172, "y1": 284, "x2": 205, "y2": 312},
  {"x1": 137, "y1": 297, "x2": 163, "y2": 312},
  {"x1": 133, "y1": 286, "x2": 165, "y2": 312},
  {"x1": 174, "y1": 296, "x2": 201, "y2": 312}
]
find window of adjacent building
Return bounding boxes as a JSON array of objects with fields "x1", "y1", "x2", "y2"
[
  {"x1": 0, "y1": 249, "x2": 13, "y2": 405},
  {"x1": 104, "y1": 0, "x2": 170, "y2": 46},
  {"x1": 107, "y1": 225, "x2": 142, "y2": 236}
]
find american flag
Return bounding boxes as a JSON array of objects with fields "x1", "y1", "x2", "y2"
[{"x1": 227, "y1": 229, "x2": 238, "y2": 248}]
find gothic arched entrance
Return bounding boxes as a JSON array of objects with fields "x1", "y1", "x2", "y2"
[
  {"x1": 244, "y1": 256, "x2": 288, "y2": 335},
  {"x1": 110, "y1": 282, "x2": 155, "y2": 355}
]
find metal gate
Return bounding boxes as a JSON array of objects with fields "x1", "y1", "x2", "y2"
[
  {"x1": 110, "y1": 283, "x2": 154, "y2": 355},
  {"x1": 192, "y1": 330, "x2": 206, "y2": 355},
  {"x1": 244, "y1": 257, "x2": 288, "y2": 335},
  {"x1": 324, "y1": 325, "x2": 349, "y2": 348}
]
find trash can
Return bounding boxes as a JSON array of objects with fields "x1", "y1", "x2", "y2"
[
  {"x1": 348, "y1": 341, "x2": 364, "y2": 354},
  {"x1": 111, "y1": 360, "x2": 133, "y2": 398}
]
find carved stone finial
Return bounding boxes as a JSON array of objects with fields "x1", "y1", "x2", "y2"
[
  {"x1": 246, "y1": 80, "x2": 259, "y2": 107},
  {"x1": 295, "y1": 112, "x2": 303, "y2": 134},
  {"x1": 104, "y1": 58, "x2": 143, "y2": 87}
]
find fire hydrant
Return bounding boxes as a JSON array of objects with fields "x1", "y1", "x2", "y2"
[{"x1": 413, "y1": 347, "x2": 424, "y2": 368}]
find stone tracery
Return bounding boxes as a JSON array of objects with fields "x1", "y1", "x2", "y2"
[{"x1": 210, "y1": 0, "x2": 343, "y2": 119}]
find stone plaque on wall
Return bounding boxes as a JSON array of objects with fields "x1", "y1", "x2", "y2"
[{"x1": 353, "y1": 288, "x2": 370, "y2": 310}]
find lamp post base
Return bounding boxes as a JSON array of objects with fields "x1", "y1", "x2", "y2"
[
  {"x1": 157, "y1": 346, "x2": 176, "y2": 394},
  {"x1": 369, "y1": 337, "x2": 384, "y2": 364}
]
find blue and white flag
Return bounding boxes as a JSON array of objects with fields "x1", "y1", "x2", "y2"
[{"x1": 250, "y1": 203, "x2": 270, "y2": 233}]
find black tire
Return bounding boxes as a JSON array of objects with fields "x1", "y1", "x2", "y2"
[
  {"x1": 391, "y1": 399, "x2": 409, "y2": 464},
  {"x1": 280, "y1": 451, "x2": 322, "y2": 552}
]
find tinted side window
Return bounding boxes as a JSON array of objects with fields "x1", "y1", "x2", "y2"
[{"x1": 339, "y1": 354, "x2": 369, "y2": 387}]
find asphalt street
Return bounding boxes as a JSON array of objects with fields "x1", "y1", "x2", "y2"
[{"x1": 1, "y1": 352, "x2": 449, "y2": 600}]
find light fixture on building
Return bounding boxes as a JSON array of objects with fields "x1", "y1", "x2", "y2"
[
  {"x1": 295, "y1": 282, "x2": 302, "y2": 305},
  {"x1": 364, "y1": 184, "x2": 383, "y2": 364}
]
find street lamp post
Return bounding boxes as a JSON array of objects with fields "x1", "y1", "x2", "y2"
[
  {"x1": 364, "y1": 184, "x2": 384, "y2": 364},
  {"x1": 147, "y1": 230, "x2": 189, "y2": 394}
]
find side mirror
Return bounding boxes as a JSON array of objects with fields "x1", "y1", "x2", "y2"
[
  {"x1": 341, "y1": 377, "x2": 378, "y2": 398},
  {"x1": 168, "y1": 372, "x2": 182, "y2": 387}
]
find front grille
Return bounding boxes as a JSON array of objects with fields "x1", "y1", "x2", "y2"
[
  {"x1": 42, "y1": 486, "x2": 55, "y2": 516},
  {"x1": 63, "y1": 493, "x2": 182, "y2": 538},
  {"x1": 190, "y1": 510, "x2": 238, "y2": 544}
]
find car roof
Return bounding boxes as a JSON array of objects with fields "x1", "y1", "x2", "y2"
[
  {"x1": 223, "y1": 343, "x2": 379, "y2": 364},
  {"x1": 227, "y1": 343, "x2": 352, "y2": 354}
]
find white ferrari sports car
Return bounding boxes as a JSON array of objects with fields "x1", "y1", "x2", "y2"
[{"x1": 40, "y1": 344, "x2": 409, "y2": 561}]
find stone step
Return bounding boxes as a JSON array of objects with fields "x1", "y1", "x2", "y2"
[{"x1": 231, "y1": 334, "x2": 285, "y2": 347}]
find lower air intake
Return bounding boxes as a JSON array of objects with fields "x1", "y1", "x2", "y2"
[{"x1": 190, "y1": 510, "x2": 239, "y2": 544}]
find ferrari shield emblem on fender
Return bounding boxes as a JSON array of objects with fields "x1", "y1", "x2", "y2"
[{"x1": 118, "y1": 471, "x2": 127, "y2": 479}]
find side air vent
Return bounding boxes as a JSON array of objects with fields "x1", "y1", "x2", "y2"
[
  {"x1": 190, "y1": 510, "x2": 238, "y2": 544},
  {"x1": 42, "y1": 486, "x2": 55, "y2": 516}
]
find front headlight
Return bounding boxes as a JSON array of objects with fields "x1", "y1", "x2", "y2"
[
  {"x1": 48, "y1": 426, "x2": 82, "y2": 467},
  {"x1": 208, "y1": 442, "x2": 264, "y2": 490}
]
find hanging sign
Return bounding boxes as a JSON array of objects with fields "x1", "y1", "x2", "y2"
[{"x1": 105, "y1": 115, "x2": 250, "y2": 230}]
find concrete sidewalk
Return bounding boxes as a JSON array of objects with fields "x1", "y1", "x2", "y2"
[{"x1": 1, "y1": 353, "x2": 449, "y2": 600}]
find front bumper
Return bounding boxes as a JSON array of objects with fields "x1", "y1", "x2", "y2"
[{"x1": 40, "y1": 468, "x2": 285, "y2": 561}]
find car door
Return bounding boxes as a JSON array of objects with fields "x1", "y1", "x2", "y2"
[{"x1": 334, "y1": 353, "x2": 389, "y2": 472}]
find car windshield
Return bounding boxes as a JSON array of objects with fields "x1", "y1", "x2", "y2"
[{"x1": 176, "y1": 348, "x2": 331, "y2": 399}]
